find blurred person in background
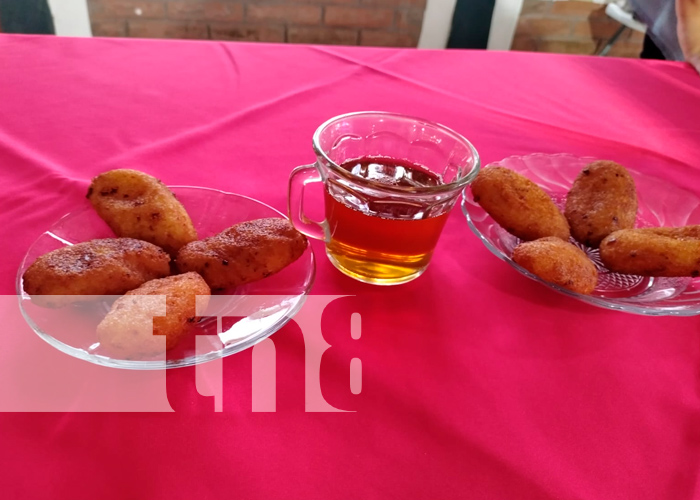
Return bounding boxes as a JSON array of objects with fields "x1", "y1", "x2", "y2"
[
  {"x1": 630, "y1": 0, "x2": 700, "y2": 72},
  {"x1": 677, "y1": 0, "x2": 700, "y2": 70}
]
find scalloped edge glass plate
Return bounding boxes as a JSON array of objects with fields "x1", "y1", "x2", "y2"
[
  {"x1": 461, "y1": 153, "x2": 700, "y2": 316},
  {"x1": 16, "y1": 186, "x2": 316, "y2": 369}
]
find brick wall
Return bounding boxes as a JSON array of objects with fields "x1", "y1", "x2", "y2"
[
  {"x1": 513, "y1": 0, "x2": 644, "y2": 57},
  {"x1": 87, "y1": 0, "x2": 426, "y2": 47}
]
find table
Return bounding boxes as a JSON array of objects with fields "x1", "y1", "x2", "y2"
[{"x1": 1, "y1": 34, "x2": 699, "y2": 499}]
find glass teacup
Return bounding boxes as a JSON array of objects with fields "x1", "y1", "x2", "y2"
[{"x1": 288, "y1": 111, "x2": 480, "y2": 285}]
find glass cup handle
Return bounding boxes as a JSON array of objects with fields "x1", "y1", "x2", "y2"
[{"x1": 288, "y1": 164, "x2": 331, "y2": 242}]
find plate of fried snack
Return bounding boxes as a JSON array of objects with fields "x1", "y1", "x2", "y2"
[
  {"x1": 17, "y1": 169, "x2": 315, "y2": 369},
  {"x1": 461, "y1": 153, "x2": 700, "y2": 316}
]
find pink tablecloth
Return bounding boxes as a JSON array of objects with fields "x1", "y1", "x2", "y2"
[{"x1": 1, "y1": 34, "x2": 700, "y2": 499}]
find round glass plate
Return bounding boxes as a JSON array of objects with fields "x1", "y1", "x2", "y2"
[
  {"x1": 16, "y1": 186, "x2": 316, "y2": 369},
  {"x1": 461, "y1": 153, "x2": 700, "y2": 316}
]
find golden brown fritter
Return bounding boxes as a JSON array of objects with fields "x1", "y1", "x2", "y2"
[
  {"x1": 470, "y1": 166, "x2": 570, "y2": 241},
  {"x1": 565, "y1": 161, "x2": 638, "y2": 248},
  {"x1": 512, "y1": 237, "x2": 598, "y2": 295},
  {"x1": 599, "y1": 226, "x2": 700, "y2": 277},
  {"x1": 87, "y1": 169, "x2": 197, "y2": 256},
  {"x1": 22, "y1": 238, "x2": 171, "y2": 308},
  {"x1": 176, "y1": 218, "x2": 308, "y2": 289},
  {"x1": 97, "y1": 272, "x2": 211, "y2": 359}
]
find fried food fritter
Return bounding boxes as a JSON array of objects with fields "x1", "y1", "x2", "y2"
[
  {"x1": 176, "y1": 218, "x2": 308, "y2": 289},
  {"x1": 22, "y1": 238, "x2": 171, "y2": 308},
  {"x1": 565, "y1": 161, "x2": 638, "y2": 248},
  {"x1": 97, "y1": 272, "x2": 211, "y2": 359},
  {"x1": 87, "y1": 169, "x2": 197, "y2": 256},
  {"x1": 471, "y1": 166, "x2": 570, "y2": 241},
  {"x1": 599, "y1": 226, "x2": 700, "y2": 277},
  {"x1": 512, "y1": 237, "x2": 598, "y2": 295}
]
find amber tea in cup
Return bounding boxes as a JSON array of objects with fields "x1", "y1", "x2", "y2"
[{"x1": 288, "y1": 112, "x2": 480, "y2": 285}]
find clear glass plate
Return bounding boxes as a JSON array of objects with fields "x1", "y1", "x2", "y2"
[
  {"x1": 461, "y1": 153, "x2": 700, "y2": 316},
  {"x1": 16, "y1": 186, "x2": 316, "y2": 369}
]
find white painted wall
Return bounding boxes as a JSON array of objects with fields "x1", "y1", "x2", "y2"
[
  {"x1": 47, "y1": 0, "x2": 92, "y2": 37},
  {"x1": 418, "y1": 0, "x2": 458, "y2": 49},
  {"x1": 487, "y1": 0, "x2": 524, "y2": 50}
]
